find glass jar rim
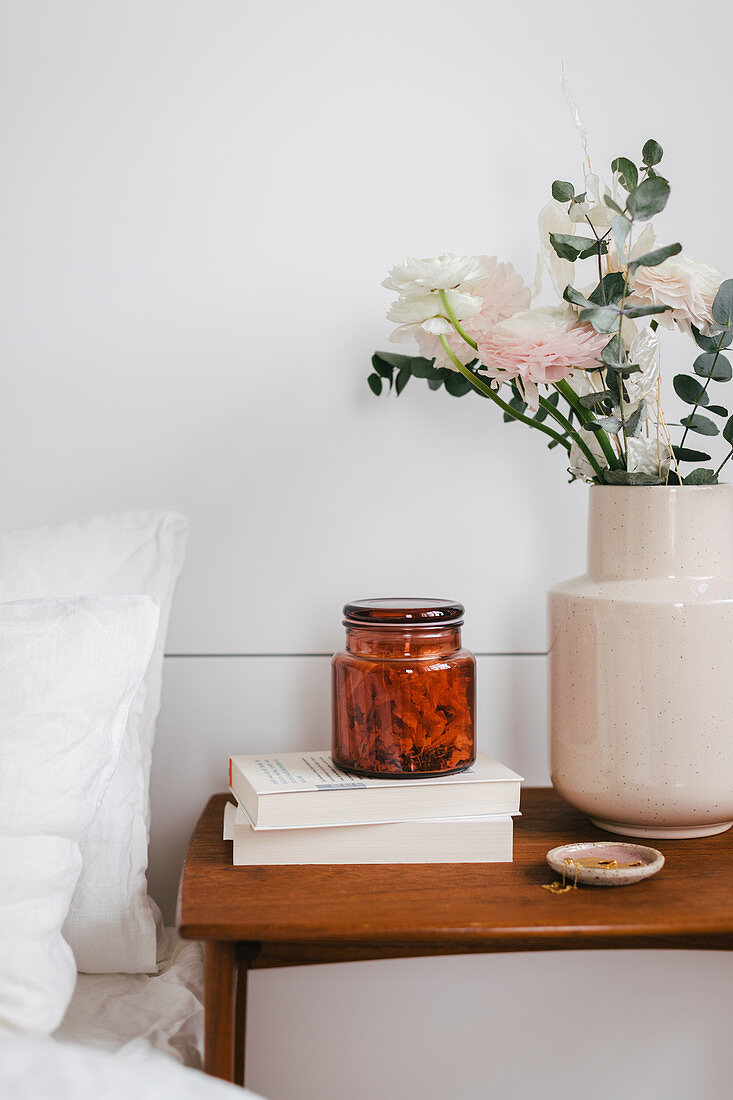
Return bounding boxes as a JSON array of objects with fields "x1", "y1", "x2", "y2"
[{"x1": 343, "y1": 598, "x2": 465, "y2": 627}]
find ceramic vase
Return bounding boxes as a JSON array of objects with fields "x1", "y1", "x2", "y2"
[{"x1": 549, "y1": 484, "x2": 733, "y2": 839}]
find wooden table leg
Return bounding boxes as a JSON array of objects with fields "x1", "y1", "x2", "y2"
[
  {"x1": 204, "y1": 941, "x2": 237, "y2": 1081},
  {"x1": 233, "y1": 959, "x2": 248, "y2": 1087},
  {"x1": 234, "y1": 943, "x2": 260, "y2": 1088}
]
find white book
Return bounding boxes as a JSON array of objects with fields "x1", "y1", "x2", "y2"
[
  {"x1": 222, "y1": 801, "x2": 514, "y2": 865},
  {"x1": 228, "y1": 750, "x2": 522, "y2": 829}
]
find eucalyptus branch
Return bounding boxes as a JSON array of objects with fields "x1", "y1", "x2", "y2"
[
  {"x1": 584, "y1": 217, "x2": 607, "y2": 302},
  {"x1": 713, "y1": 446, "x2": 730, "y2": 481},
  {"x1": 615, "y1": 259, "x2": 632, "y2": 468},
  {"x1": 437, "y1": 336, "x2": 571, "y2": 451},
  {"x1": 679, "y1": 329, "x2": 728, "y2": 448}
]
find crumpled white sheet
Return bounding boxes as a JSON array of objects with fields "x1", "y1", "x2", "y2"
[
  {"x1": 0, "y1": 1030, "x2": 266, "y2": 1100},
  {"x1": 53, "y1": 929, "x2": 206, "y2": 1068}
]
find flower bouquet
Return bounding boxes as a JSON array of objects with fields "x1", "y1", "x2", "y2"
[
  {"x1": 368, "y1": 139, "x2": 733, "y2": 487},
  {"x1": 367, "y1": 124, "x2": 733, "y2": 838}
]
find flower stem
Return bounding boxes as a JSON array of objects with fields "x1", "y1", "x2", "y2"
[
  {"x1": 437, "y1": 336, "x2": 571, "y2": 452},
  {"x1": 537, "y1": 395, "x2": 604, "y2": 478},
  {"x1": 438, "y1": 290, "x2": 479, "y2": 350},
  {"x1": 438, "y1": 290, "x2": 604, "y2": 475},
  {"x1": 554, "y1": 378, "x2": 621, "y2": 471}
]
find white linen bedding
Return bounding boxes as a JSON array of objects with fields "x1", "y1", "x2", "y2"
[
  {"x1": 54, "y1": 932, "x2": 206, "y2": 1067},
  {"x1": 0, "y1": 930, "x2": 268, "y2": 1099},
  {"x1": 0, "y1": 1032, "x2": 266, "y2": 1100}
]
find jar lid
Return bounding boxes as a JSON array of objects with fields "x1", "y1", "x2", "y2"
[{"x1": 343, "y1": 598, "x2": 465, "y2": 627}]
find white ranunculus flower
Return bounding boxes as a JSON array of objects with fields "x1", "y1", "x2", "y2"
[
  {"x1": 383, "y1": 254, "x2": 488, "y2": 299},
  {"x1": 569, "y1": 428, "x2": 606, "y2": 481},
  {"x1": 387, "y1": 288, "x2": 482, "y2": 344},
  {"x1": 630, "y1": 252, "x2": 726, "y2": 335},
  {"x1": 627, "y1": 436, "x2": 671, "y2": 477}
]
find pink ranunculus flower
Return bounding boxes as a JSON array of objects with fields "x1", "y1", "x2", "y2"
[
  {"x1": 477, "y1": 304, "x2": 607, "y2": 410},
  {"x1": 630, "y1": 252, "x2": 727, "y2": 335},
  {"x1": 415, "y1": 256, "x2": 530, "y2": 369}
]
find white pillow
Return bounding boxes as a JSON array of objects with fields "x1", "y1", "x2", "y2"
[
  {"x1": 0, "y1": 512, "x2": 188, "y2": 973},
  {"x1": 0, "y1": 596, "x2": 159, "y2": 1033}
]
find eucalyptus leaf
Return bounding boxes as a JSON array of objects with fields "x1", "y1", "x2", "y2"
[
  {"x1": 579, "y1": 390, "x2": 613, "y2": 408},
  {"x1": 606, "y1": 368, "x2": 620, "y2": 404},
  {"x1": 552, "y1": 180, "x2": 575, "y2": 202},
  {"x1": 579, "y1": 305, "x2": 620, "y2": 334},
  {"x1": 563, "y1": 285, "x2": 591, "y2": 308},
  {"x1": 589, "y1": 272, "x2": 627, "y2": 306},
  {"x1": 627, "y1": 177, "x2": 670, "y2": 220},
  {"x1": 625, "y1": 403, "x2": 645, "y2": 437},
  {"x1": 503, "y1": 394, "x2": 528, "y2": 422},
  {"x1": 600, "y1": 336, "x2": 640, "y2": 373},
  {"x1": 603, "y1": 195, "x2": 624, "y2": 214},
  {"x1": 587, "y1": 416, "x2": 622, "y2": 434},
  {"x1": 712, "y1": 280, "x2": 733, "y2": 329},
  {"x1": 693, "y1": 353, "x2": 733, "y2": 382},
  {"x1": 680, "y1": 412, "x2": 719, "y2": 436},
  {"x1": 442, "y1": 372, "x2": 473, "y2": 397},
  {"x1": 408, "y1": 357, "x2": 441, "y2": 379},
  {"x1": 691, "y1": 325, "x2": 733, "y2": 352},
  {"x1": 550, "y1": 233, "x2": 606, "y2": 262},
  {"x1": 395, "y1": 366, "x2": 411, "y2": 395},
  {"x1": 427, "y1": 377, "x2": 442, "y2": 390},
  {"x1": 549, "y1": 233, "x2": 591, "y2": 262},
  {"x1": 673, "y1": 374, "x2": 709, "y2": 405},
  {"x1": 603, "y1": 469, "x2": 665, "y2": 486},
  {"x1": 609, "y1": 363, "x2": 641, "y2": 375},
  {"x1": 579, "y1": 241, "x2": 609, "y2": 260},
  {"x1": 622, "y1": 304, "x2": 672, "y2": 319},
  {"x1": 684, "y1": 468, "x2": 719, "y2": 485},
  {"x1": 367, "y1": 373, "x2": 383, "y2": 396},
  {"x1": 672, "y1": 445, "x2": 712, "y2": 463},
  {"x1": 627, "y1": 242, "x2": 682, "y2": 275},
  {"x1": 372, "y1": 351, "x2": 411, "y2": 375},
  {"x1": 612, "y1": 215, "x2": 631, "y2": 256},
  {"x1": 707, "y1": 404, "x2": 728, "y2": 417},
  {"x1": 642, "y1": 139, "x2": 663, "y2": 167},
  {"x1": 611, "y1": 156, "x2": 638, "y2": 192},
  {"x1": 724, "y1": 415, "x2": 733, "y2": 445},
  {"x1": 601, "y1": 335, "x2": 625, "y2": 367}
]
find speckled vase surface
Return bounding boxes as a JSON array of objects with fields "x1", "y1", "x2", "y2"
[{"x1": 549, "y1": 484, "x2": 733, "y2": 839}]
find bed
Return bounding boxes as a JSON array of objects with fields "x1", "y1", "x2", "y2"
[{"x1": 0, "y1": 512, "x2": 267, "y2": 1099}]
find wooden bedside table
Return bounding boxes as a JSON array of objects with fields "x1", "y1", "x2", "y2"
[{"x1": 177, "y1": 788, "x2": 733, "y2": 1086}]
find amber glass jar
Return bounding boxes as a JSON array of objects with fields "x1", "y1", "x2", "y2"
[{"x1": 332, "y1": 598, "x2": 475, "y2": 779}]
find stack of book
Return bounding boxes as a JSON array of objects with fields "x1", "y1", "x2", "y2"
[{"x1": 224, "y1": 751, "x2": 522, "y2": 864}]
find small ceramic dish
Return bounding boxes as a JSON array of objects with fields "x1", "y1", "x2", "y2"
[{"x1": 546, "y1": 841, "x2": 664, "y2": 887}]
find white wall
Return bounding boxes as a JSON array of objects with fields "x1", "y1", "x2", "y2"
[{"x1": 4, "y1": 1, "x2": 733, "y2": 1098}]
